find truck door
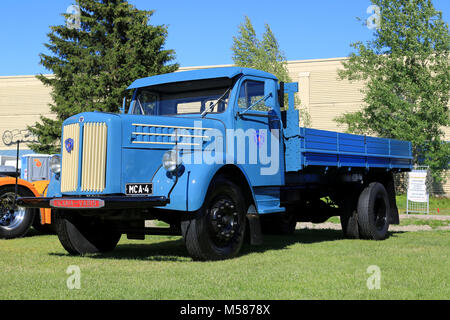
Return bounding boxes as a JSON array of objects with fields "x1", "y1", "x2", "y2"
[{"x1": 232, "y1": 77, "x2": 283, "y2": 187}]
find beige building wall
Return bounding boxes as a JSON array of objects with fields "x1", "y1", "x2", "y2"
[
  {"x1": 0, "y1": 75, "x2": 55, "y2": 151},
  {"x1": 0, "y1": 58, "x2": 448, "y2": 195}
]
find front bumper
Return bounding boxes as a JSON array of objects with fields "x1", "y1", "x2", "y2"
[{"x1": 17, "y1": 196, "x2": 169, "y2": 210}]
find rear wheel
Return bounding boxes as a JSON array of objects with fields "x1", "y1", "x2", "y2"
[
  {"x1": 357, "y1": 182, "x2": 390, "y2": 240},
  {"x1": 181, "y1": 177, "x2": 247, "y2": 261},
  {"x1": 0, "y1": 186, "x2": 35, "y2": 239},
  {"x1": 55, "y1": 211, "x2": 121, "y2": 255}
]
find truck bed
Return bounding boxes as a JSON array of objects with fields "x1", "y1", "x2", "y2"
[{"x1": 293, "y1": 127, "x2": 413, "y2": 170}]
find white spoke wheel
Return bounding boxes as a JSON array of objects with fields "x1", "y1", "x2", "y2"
[{"x1": 0, "y1": 186, "x2": 35, "y2": 239}]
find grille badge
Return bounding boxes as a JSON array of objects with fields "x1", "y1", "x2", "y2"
[{"x1": 65, "y1": 138, "x2": 74, "y2": 153}]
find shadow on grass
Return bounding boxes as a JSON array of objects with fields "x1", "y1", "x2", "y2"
[
  {"x1": 241, "y1": 228, "x2": 344, "y2": 256},
  {"x1": 49, "y1": 237, "x2": 191, "y2": 262},
  {"x1": 23, "y1": 227, "x2": 55, "y2": 238},
  {"x1": 387, "y1": 231, "x2": 407, "y2": 237},
  {"x1": 49, "y1": 228, "x2": 349, "y2": 262},
  {"x1": 93, "y1": 238, "x2": 191, "y2": 261}
]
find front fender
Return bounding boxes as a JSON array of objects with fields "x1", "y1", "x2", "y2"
[{"x1": 152, "y1": 163, "x2": 255, "y2": 212}]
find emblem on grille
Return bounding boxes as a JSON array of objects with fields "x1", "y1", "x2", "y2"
[{"x1": 65, "y1": 138, "x2": 74, "y2": 153}]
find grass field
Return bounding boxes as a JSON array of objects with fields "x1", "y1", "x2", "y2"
[{"x1": 0, "y1": 226, "x2": 448, "y2": 300}]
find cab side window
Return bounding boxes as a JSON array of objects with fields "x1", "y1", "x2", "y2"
[
  {"x1": 237, "y1": 80, "x2": 270, "y2": 111},
  {"x1": 132, "y1": 89, "x2": 157, "y2": 115}
]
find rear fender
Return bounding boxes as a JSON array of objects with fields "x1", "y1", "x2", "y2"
[
  {"x1": 0, "y1": 177, "x2": 40, "y2": 197},
  {"x1": 384, "y1": 175, "x2": 400, "y2": 225}
]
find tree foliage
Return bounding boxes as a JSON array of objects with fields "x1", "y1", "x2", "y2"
[
  {"x1": 29, "y1": 0, "x2": 178, "y2": 153},
  {"x1": 337, "y1": 0, "x2": 450, "y2": 181},
  {"x1": 231, "y1": 16, "x2": 311, "y2": 126}
]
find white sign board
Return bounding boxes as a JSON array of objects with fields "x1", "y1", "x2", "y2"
[{"x1": 407, "y1": 171, "x2": 428, "y2": 202}]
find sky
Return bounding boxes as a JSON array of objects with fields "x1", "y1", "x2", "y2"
[{"x1": 0, "y1": 0, "x2": 449, "y2": 76}]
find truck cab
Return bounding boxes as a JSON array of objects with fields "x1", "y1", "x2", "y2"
[{"x1": 19, "y1": 67, "x2": 412, "y2": 260}]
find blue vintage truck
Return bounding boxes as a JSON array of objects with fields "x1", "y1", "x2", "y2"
[{"x1": 18, "y1": 67, "x2": 413, "y2": 260}]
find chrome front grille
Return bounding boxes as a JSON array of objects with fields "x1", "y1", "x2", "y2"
[
  {"x1": 81, "y1": 122, "x2": 107, "y2": 192},
  {"x1": 61, "y1": 123, "x2": 80, "y2": 192},
  {"x1": 61, "y1": 122, "x2": 107, "y2": 193}
]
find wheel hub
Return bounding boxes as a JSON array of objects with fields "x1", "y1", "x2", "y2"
[
  {"x1": 0, "y1": 193, "x2": 25, "y2": 229},
  {"x1": 0, "y1": 212, "x2": 12, "y2": 225},
  {"x1": 210, "y1": 199, "x2": 239, "y2": 243}
]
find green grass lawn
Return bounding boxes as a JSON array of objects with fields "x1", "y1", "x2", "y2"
[{"x1": 0, "y1": 228, "x2": 448, "y2": 300}]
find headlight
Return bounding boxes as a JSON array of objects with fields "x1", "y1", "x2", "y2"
[
  {"x1": 50, "y1": 155, "x2": 61, "y2": 174},
  {"x1": 162, "y1": 150, "x2": 181, "y2": 172}
]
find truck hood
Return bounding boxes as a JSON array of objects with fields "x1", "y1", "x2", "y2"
[{"x1": 60, "y1": 111, "x2": 225, "y2": 195}]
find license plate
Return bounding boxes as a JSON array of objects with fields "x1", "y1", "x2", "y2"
[
  {"x1": 50, "y1": 199, "x2": 105, "y2": 209},
  {"x1": 126, "y1": 183, "x2": 153, "y2": 195}
]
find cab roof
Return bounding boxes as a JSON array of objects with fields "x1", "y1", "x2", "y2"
[{"x1": 127, "y1": 67, "x2": 278, "y2": 90}]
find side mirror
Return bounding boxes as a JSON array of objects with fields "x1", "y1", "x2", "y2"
[{"x1": 264, "y1": 80, "x2": 276, "y2": 109}]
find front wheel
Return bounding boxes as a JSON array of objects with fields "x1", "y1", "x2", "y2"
[
  {"x1": 181, "y1": 178, "x2": 247, "y2": 261},
  {"x1": 0, "y1": 186, "x2": 35, "y2": 239},
  {"x1": 55, "y1": 211, "x2": 121, "y2": 255}
]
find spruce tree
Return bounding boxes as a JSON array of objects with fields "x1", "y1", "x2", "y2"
[{"x1": 29, "y1": 0, "x2": 178, "y2": 154}]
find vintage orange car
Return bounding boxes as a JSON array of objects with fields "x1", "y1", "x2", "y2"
[{"x1": 0, "y1": 167, "x2": 52, "y2": 239}]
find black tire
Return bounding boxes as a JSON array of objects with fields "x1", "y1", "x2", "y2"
[
  {"x1": 0, "y1": 186, "x2": 35, "y2": 239},
  {"x1": 181, "y1": 177, "x2": 247, "y2": 261},
  {"x1": 55, "y1": 211, "x2": 121, "y2": 255},
  {"x1": 357, "y1": 182, "x2": 390, "y2": 240}
]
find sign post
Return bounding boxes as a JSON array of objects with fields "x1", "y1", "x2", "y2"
[{"x1": 406, "y1": 166, "x2": 429, "y2": 215}]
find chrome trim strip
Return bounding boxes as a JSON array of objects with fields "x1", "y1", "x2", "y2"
[
  {"x1": 132, "y1": 123, "x2": 213, "y2": 131},
  {"x1": 132, "y1": 132, "x2": 209, "y2": 139},
  {"x1": 132, "y1": 141, "x2": 201, "y2": 146}
]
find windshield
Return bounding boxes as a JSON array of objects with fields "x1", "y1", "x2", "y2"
[{"x1": 130, "y1": 84, "x2": 231, "y2": 116}]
